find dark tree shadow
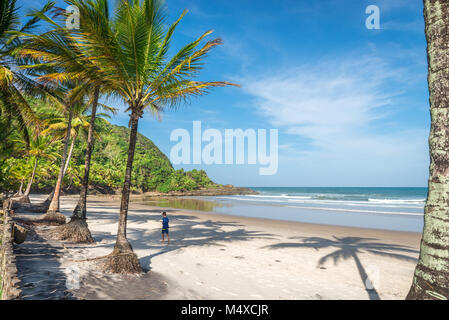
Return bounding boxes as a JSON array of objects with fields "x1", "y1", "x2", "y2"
[
  {"x1": 80, "y1": 207, "x2": 276, "y2": 272},
  {"x1": 264, "y1": 236, "x2": 419, "y2": 300},
  {"x1": 14, "y1": 230, "x2": 75, "y2": 300}
]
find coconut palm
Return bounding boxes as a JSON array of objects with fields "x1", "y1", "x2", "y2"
[
  {"x1": 23, "y1": 134, "x2": 59, "y2": 197},
  {"x1": 407, "y1": 0, "x2": 449, "y2": 300},
  {"x1": 64, "y1": 0, "x2": 238, "y2": 273},
  {"x1": 41, "y1": 102, "x2": 111, "y2": 176},
  {"x1": 34, "y1": 85, "x2": 88, "y2": 224},
  {"x1": 18, "y1": 5, "x2": 117, "y2": 241},
  {"x1": 0, "y1": 0, "x2": 54, "y2": 147},
  {"x1": 7, "y1": 158, "x2": 29, "y2": 196}
]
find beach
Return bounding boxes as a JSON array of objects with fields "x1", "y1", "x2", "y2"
[{"x1": 13, "y1": 194, "x2": 421, "y2": 300}]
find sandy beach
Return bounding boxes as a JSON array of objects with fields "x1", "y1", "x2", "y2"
[{"x1": 14, "y1": 194, "x2": 421, "y2": 300}]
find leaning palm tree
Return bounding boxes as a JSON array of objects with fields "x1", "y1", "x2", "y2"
[
  {"x1": 23, "y1": 134, "x2": 59, "y2": 197},
  {"x1": 18, "y1": 5, "x2": 117, "y2": 241},
  {"x1": 69, "y1": 0, "x2": 238, "y2": 273},
  {"x1": 35, "y1": 85, "x2": 87, "y2": 224},
  {"x1": 407, "y1": 0, "x2": 449, "y2": 300},
  {"x1": 41, "y1": 102, "x2": 107, "y2": 177},
  {"x1": 11, "y1": 132, "x2": 59, "y2": 200}
]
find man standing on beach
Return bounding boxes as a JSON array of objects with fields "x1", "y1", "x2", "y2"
[{"x1": 161, "y1": 211, "x2": 170, "y2": 244}]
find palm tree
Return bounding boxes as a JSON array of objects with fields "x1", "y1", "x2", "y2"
[
  {"x1": 42, "y1": 97, "x2": 114, "y2": 241},
  {"x1": 8, "y1": 158, "x2": 29, "y2": 196},
  {"x1": 41, "y1": 102, "x2": 106, "y2": 177},
  {"x1": 407, "y1": 0, "x2": 449, "y2": 300},
  {"x1": 23, "y1": 134, "x2": 59, "y2": 196},
  {"x1": 0, "y1": 0, "x2": 54, "y2": 148},
  {"x1": 34, "y1": 85, "x2": 87, "y2": 224},
  {"x1": 67, "y1": 0, "x2": 238, "y2": 273},
  {"x1": 18, "y1": 5, "x2": 116, "y2": 241},
  {"x1": 44, "y1": 99, "x2": 74, "y2": 223}
]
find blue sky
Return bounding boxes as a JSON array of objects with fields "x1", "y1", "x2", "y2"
[{"x1": 25, "y1": 0, "x2": 429, "y2": 187}]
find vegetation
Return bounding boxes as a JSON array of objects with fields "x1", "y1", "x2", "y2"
[
  {"x1": 38, "y1": 0, "x2": 236, "y2": 273},
  {"x1": 407, "y1": 0, "x2": 449, "y2": 300},
  {"x1": 0, "y1": 0, "x2": 234, "y2": 273},
  {"x1": 0, "y1": 110, "x2": 218, "y2": 195}
]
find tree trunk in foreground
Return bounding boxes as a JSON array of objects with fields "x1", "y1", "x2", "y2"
[
  {"x1": 104, "y1": 107, "x2": 141, "y2": 274},
  {"x1": 42, "y1": 109, "x2": 74, "y2": 225},
  {"x1": 24, "y1": 156, "x2": 38, "y2": 197},
  {"x1": 407, "y1": 0, "x2": 449, "y2": 300},
  {"x1": 56, "y1": 88, "x2": 100, "y2": 243}
]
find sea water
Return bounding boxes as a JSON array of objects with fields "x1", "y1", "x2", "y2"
[{"x1": 139, "y1": 187, "x2": 426, "y2": 232}]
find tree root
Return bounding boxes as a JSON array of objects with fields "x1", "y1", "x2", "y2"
[
  {"x1": 38, "y1": 211, "x2": 66, "y2": 225},
  {"x1": 52, "y1": 218, "x2": 94, "y2": 243},
  {"x1": 103, "y1": 249, "x2": 142, "y2": 274},
  {"x1": 73, "y1": 253, "x2": 113, "y2": 263}
]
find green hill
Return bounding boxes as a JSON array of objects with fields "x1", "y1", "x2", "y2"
[{"x1": 1, "y1": 119, "x2": 218, "y2": 194}]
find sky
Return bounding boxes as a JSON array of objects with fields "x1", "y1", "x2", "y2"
[{"x1": 25, "y1": 0, "x2": 429, "y2": 187}]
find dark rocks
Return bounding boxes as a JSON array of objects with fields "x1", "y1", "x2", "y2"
[
  {"x1": 13, "y1": 223, "x2": 29, "y2": 244},
  {"x1": 139, "y1": 185, "x2": 258, "y2": 197}
]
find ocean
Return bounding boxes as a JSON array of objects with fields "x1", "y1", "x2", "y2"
[{"x1": 138, "y1": 187, "x2": 427, "y2": 233}]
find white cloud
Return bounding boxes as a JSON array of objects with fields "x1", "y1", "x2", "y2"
[{"x1": 238, "y1": 55, "x2": 429, "y2": 185}]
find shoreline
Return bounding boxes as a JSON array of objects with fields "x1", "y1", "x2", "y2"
[
  {"x1": 132, "y1": 200, "x2": 422, "y2": 239},
  {"x1": 17, "y1": 194, "x2": 421, "y2": 300},
  {"x1": 64, "y1": 193, "x2": 422, "y2": 245}
]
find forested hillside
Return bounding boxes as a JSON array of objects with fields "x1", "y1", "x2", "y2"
[{"x1": 0, "y1": 119, "x2": 217, "y2": 194}]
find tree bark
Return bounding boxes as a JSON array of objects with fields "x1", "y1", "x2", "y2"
[
  {"x1": 407, "y1": 0, "x2": 449, "y2": 300},
  {"x1": 72, "y1": 87, "x2": 99, "y2": 220},
  {"x1": 47, "y1": 108, "x2": 73, "y2": 214},
  {"x1": 103, "y1": 106, "x2": 142, "y2": 273},
  {"x1": 17, "y1": 179, "x2": 24, "y2": 195},
  {"x1": 24, "y1": 156, "x2": 38, "y2": 196},
  {"x1": 116, "y1": 107, "x2": 141, "y2": 248},
  {"x1": 63, "y1": 132, "x2": 77, "y2": 177}
]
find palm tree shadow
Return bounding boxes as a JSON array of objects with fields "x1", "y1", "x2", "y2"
[
  {"x1": 86, "y1": 209, "x2": 277, "y2": 273},
  {"x1": 140, "y1": 219, "x2": 276, "y2": 271},
  {"x1": 264, "y1": 236, "x2": 419, "y2": 300}
]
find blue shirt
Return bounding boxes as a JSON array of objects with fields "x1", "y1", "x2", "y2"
[{"x1": 162, "y1": 217, "x2": 169, "y2": 229}]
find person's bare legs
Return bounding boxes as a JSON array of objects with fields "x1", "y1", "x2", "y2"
[
  {"x1": 167, "y1": 234, "x2": 170, "y2": 245},
  {"x1": 161, "y1": 233, "x2": 165, "y2": 243}
]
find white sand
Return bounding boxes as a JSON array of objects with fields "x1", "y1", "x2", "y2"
[{"x1": 29, "y1": 194, "x2": 421, "y2": 300}]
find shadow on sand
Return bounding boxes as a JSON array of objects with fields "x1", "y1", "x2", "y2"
[
  {"x1": 14, "y1": 229, "x2": 75, "y2": 300},
  {"x1": 263, "y1": 236, "x2": 419, "y2": 300},
  {"x1": 86, "y1": 206, "x2": 276, "y2": 272}
]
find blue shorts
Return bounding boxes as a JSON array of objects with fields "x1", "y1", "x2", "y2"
[{"x1": 162, "y1": 228, "x2": 169, "y2": 234}]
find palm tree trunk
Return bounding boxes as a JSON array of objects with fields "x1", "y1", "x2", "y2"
[
  {"x1": 72, "y1": 87, "x2": 99, "y2": 220},
  {"x1": 407, "y1": 0, "x2": 449, "y2": 300},
  {"x1": 17, "y1": 179, "x2": 24, "y2": 195},
  {"x1": 63, "y1": 132, "x2": 77, "y2": 177},
  {"x1": 117, "y1": 108, "x2": 140, "y2": 246},
  {"x1": 24, "y1": 156, "x2": 38, "y2": 196},
  {"x1": 105, "y1": 107, "x2": 141, "y2": 273},
  {"x1": 44, "y1": 108, "x2": 73, "y2": 224},
  {"x1": 56, "y1": 88, "x2": 100, "y2": 244}
]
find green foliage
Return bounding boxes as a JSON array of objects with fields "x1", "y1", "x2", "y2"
[{"x1": 0, "y1": 118, "x2": 217, "y2": 194}]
